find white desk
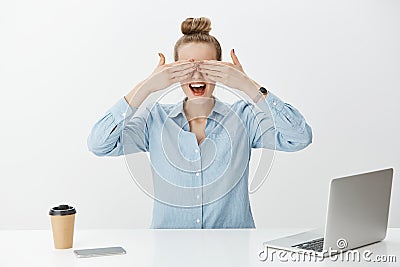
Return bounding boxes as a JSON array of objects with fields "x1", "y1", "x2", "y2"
[{"x1": 1, "y1": 228, "x2": 399, "y2": 266}]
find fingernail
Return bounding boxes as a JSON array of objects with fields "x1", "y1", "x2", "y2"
[{"x1": 158, "y1": 53, "x2": 161, "y2": 57}]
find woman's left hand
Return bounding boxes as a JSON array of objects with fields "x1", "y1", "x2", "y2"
[{"x1": 197, "y1": 49, "x2": 260, "y2": 94}]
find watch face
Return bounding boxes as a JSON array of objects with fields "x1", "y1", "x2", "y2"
[{"x1": 260, "y1": 87, "x2": 268, "y2": 95}]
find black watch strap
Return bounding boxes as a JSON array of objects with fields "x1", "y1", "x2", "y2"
[
  {"x1": 253, "y1": 86, "x2": 268, "y2": 102},
  {"x1": 259, "y1": 86, "x2": 268, "y2": 95}
]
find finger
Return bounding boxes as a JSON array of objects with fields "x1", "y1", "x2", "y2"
[
  {"x1": 199, "y1": 62, "x2": 234, "y2": 72},
  {"x1": 169, "y1": 62, "x2": 196, "y2": 73},
  {"x1": 165, "y1": 60, "x2": 195, "y2": 69},
  {"x1": 230, "y1": 48, "x2": 241, "y2": 66},
  {"x1": 201, "y1": 73, "x2": 223, "y2": 84},
  {"x1": 170, "y1": 67, "x2": 195, "y2": 79},
  {"x1": 198, "y1": 60, "x2": 230, "y2": 66},
  {"x1": 170, "y1": 71, "x2": 194, "y2": 83},
  {"x1": 169, "y1": 59, "x2": 194, "y2": 65},
  {"x1": 199, "y1": 69, "x2": 224, "y2": 82},
  {"x1": 157, "y1": 53, "x2": 166, "y2": 66},
  {"x1": 197, "y1": 68, "x2": 224, "y2": 77},
  {"x1": 198, "y1": 64, "x2": 230, "y2": 73}
]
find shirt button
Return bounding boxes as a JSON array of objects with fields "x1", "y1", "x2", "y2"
[
  {"x1": 196, "y1": 172, "x2": 200, "y2": 176},
  {"x1": 273, "y1": 101, "x2": 277, "y2": 106},
  {"x1": 196, "y1": 195, "x2": 200, "y2": 199},
  {"x1": 122, "y1": 112, "x2": 126, "y2": 116},
  {"x1": 196, "y1": 218, "x2": 201, "y2": 224},
  {"x1": 195, "y1": 149, "x2": 199, "y2": 153}
]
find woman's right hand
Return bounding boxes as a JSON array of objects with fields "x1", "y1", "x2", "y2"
[
  {"x1": 143, "y1": 53, "x2": 196, "y2": 93},
  {"x1": 125, "y1": 53, "x2": 195, "y2": 108}
]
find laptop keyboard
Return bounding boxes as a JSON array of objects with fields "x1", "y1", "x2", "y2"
[{"x1": 291, "y1": 237, "x2": 324, "y2": 252}]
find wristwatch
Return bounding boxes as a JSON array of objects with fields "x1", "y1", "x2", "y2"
[{"x1": 253, "y1": 86, "x2": 268, "y2": 103}]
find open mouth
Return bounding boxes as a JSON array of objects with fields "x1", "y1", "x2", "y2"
[{"x1": 189, "y1": 82, "x2": 206, "y2": 96}]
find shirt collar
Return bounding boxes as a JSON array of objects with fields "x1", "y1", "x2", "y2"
[{"x1": 167, "y1": 96, "x2": 230, "y2": 118}]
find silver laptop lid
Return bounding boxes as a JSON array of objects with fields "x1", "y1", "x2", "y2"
[{"x1": 323, "y1": 168, "x2": 393, "y2": 252}]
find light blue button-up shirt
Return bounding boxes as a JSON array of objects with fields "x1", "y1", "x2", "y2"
[{"x1": 87, "y1": 91, "x2": 312, "y2": 229}]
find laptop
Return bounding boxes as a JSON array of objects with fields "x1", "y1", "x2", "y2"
[{"x1": 264, "y1": 168, "x2": 394, "y2": 258}]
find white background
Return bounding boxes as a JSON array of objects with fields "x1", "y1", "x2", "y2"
[{"x1": 0, "y1": 0, "x2": 399, "y2": 230}]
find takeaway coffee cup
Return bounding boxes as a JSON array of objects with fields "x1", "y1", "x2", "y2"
[{"x1": 49, "y1": 204, "x2": 76, "y2": 249}]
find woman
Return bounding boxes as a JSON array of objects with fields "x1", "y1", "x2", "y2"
[{"x1": 88, "y1": 17, "x2": 312, "y2": 229}]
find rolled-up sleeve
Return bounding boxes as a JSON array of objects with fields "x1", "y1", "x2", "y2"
[
  {"x1": 87, "y1": 97, "x2": 150, "y2": 156},
  {"x1": 242, "y1": 91, "x2": 313, "y2": 152}
]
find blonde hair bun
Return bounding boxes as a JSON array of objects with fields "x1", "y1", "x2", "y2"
[{"x1": 181, "y1": 17, "x2": 212, "y2": 35}]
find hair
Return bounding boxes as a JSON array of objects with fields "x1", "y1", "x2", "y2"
[{"x1": 174, "y1": 17, "x2": 222, "y2": 61}]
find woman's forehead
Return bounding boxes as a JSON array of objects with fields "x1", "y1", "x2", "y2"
[{"x1": 178, "y1": 42, "x2": 217, "y2": 61}]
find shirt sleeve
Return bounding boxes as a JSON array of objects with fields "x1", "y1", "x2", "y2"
[
  {"x1": 87, "y1": 97, "x2": 151, "y2": 156},
  {"x1": 243, "y1": 91, "x2": 313, "y2": 151}
]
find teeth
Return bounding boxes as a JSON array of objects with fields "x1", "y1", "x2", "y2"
[{"x1": 191, "y1": 84, "x2": 204, "y2": 88}]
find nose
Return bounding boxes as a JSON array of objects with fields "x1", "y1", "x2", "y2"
[{"x1": 191, "y1": 68, "x2": 204, "y2": 81}]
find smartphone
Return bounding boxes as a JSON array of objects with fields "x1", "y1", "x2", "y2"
[{"x1": 73, "y1": 246, "x2": 126, "y2": 258}]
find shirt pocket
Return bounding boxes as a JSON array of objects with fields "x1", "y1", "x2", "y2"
[{"x1": 207, "y1": 131, "x2": 237, "y2": 164}]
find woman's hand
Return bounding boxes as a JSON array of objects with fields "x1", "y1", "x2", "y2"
[
  {"x1": 197, "y1": 49, "x2": 261, "y2": 100},
  {"x1": 125, "y1": 53, "x2": 195, "y2": 108},
  {"x1": 143, "y1": 53, "x2": 196, "y2": 93}
]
